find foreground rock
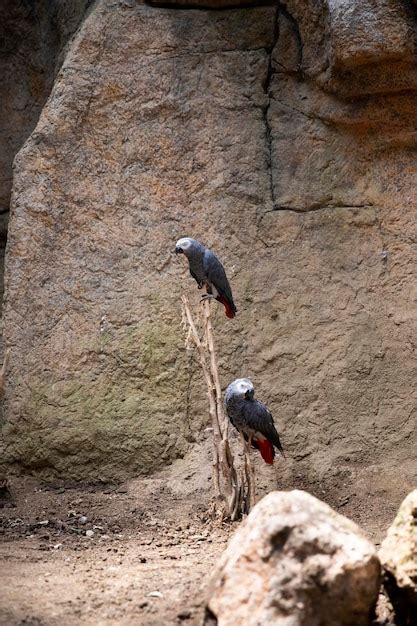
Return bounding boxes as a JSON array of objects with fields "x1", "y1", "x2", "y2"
[
  {"x1": 379, "y1": 490, "x2": 417, "y2": 625},
  {"x1": 205, "y1": 490, "x2": 380, "y2": 626}
]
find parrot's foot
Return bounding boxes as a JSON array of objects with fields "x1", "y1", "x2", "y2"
[{"x1": 201, "y1": 294, "x2": 215, "y2": 302}]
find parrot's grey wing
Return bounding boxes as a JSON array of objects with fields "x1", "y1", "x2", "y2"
[
  {"x1": 203, "y1": 249, "x2": 235, "y2": 304},
  {"x1": 241, "y1": 400, "x2": 284, "y2": 455},
  {"x1": 189, "y1": 267, "x2": 201, "y2": 287}
]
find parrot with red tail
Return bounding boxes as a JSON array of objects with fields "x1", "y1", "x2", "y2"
[
  {"x1": 175, "y1": 237, "x2": 237, "y2": 319},
  {"x1": 225, "y1": 378, "x2": 285, "y2": 465}
]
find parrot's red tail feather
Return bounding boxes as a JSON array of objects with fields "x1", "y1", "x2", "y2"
[
  {"x1": 216, "y1": 295, "x2": 236, "y2": 319},
  {"x1": 224, "y1": 304, "x2": 235, "y2": 319},
  {"x1": 255, "y1": 439, "x2": 275, "y2": 465}
]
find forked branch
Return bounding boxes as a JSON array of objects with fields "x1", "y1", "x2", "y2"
[{"x1": 181, "y1": 295, "x2": 251, "y2": 520}]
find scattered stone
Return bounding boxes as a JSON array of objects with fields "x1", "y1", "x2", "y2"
[
  {"x1": 85, "y1": 530, "x2": 94, "y2": 538},
  {"x1": 206, "y1": 490, "x2": 380, "y2": 626},
  {"x1": 78, "y1": 516, "x2": 87, "y2": 525},
  {"x1": 379, "y1": 490, "x2": 417, "y2": 625},
  {"x1": 338, "y1": 495, "x2": 350, "y2": 507},
  {"x1": 111, "y1": 526, "x2": 122, "y2": 533},
  {"x1": 372, "y1": 591, "x2": 396, "y2": 626},
  {"x1": 177, "y1": 609, "x2": 192, "y2": 620},
  {"x1": 148, "y1": 591, "x2": 163, "y2": 599}
]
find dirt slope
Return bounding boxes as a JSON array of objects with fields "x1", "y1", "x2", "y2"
[{"x1": 1, "y1": 445, "x2": 415, "y2": 626}]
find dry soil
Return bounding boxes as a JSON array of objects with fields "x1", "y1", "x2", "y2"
[{"x1": 0, "y1": 448, "x2": 414, "y2": 626}]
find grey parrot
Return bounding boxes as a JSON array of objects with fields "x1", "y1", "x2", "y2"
[
  {"x1": 224, "y1": 378, "x2": 285, "y2": 464},
  {"x1": 175, "y1": 237, "x2": 237, "y2": 318}
]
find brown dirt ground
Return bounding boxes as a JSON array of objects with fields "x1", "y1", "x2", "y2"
[{"x1": 0, "y1": 447, "x2": 414, "y2": 626}]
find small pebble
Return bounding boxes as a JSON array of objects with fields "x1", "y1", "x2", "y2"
[
  {"x1": 78, "y1": 516, "x2": 88, "y2": 524},
  {"x1": 85, "y1": 530, "x2": 94, "y2": 538},
  {"x1": 148, "y1": 591, "x2": 163, "y2": 599}
]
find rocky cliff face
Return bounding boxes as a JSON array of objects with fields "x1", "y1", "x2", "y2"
[
  {"x1": 0, "y1": 0, "x2": 92, "y2": 312},
  {"x1": 1, "y1": 0, "x2": 416, "y2": 482}
]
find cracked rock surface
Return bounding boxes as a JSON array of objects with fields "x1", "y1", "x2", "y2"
[{"x1": 2, "y1": 0, "x2": 417, "y2": 483}]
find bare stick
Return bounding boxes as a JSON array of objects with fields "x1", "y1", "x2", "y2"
[
  {"x1": 202, "y1": 300, "x2": 243, "y2": 515},
  {"x1": 246, "y1": 437, "x2": 256, "y2": 510},
  {"x1": 202, "y1": 300, "x2": 229, "y2": 440},
  {"x1": 182, "y1": 296, "x2": 222, "y2": 501},
  {"x1": 182, "y1": 295, "x2": 244, "y2": 519},
  {"x1": 0, "y1": 349, "x2": 10, "y2": 397},
  {"x1": 239, "y1": 432, "x2": 257, "y2": 513}
]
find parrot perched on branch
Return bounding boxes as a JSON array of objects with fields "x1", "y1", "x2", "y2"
[
  {"x1": 225, "y1": 378, "x2": 285, "y2": 465},
  {"x1": 175, "y1": 237, "x2": 237, "y2": 319}
]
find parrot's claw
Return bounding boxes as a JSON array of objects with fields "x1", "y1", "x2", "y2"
[{"x1": 201, "y1": 294, "x2": 215, "y2": 302}]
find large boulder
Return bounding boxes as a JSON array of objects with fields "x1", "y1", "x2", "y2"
[
  {"x1": 206, "y1": 490, "x2": 381, "y2": 626},
  {"x1": 379, "y1": 490, "x2": 417, "y2": 625}
]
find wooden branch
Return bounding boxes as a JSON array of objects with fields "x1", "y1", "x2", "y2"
[
  {"x1": 240, "y1": 433, "x2": 255, "y2": 513},
  {"x1": 202, "y1": 300, "x2": 244, "y2": 516},
  {"x1": 181, "y1": 295, "x2": 222, "y2": 500},
  {"x1": 202, "y1": 300, "x2": 229, "y2": 440},
  {"x1": 0, "y1": 349, "x2": 10, "y2": 397},
  {"x1": 181, "y1": 295, "x2": 249, "y2": 520}
]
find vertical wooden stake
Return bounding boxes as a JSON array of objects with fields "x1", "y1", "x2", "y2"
[{"x1": 181, "y1": 295, "x2": 244, "y2": 520}]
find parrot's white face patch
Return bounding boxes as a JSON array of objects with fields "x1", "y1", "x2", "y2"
[
  {"x1": 176, "y1": 237, "x2": 193, "y2": 251},
  {"x1": 233, "y1": 378, "x2": 254, "y2": 396}
]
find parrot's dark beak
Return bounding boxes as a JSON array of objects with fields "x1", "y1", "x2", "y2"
[
  {"x1": 175, "y1": 246, "x2": 183, "y2": 255},
  {"x1": 245, "y1": 389, "x2": 254, "y2": 400}
]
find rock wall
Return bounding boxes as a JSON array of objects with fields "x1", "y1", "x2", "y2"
[
  {"x1": 0, "y1": 0, "x2": 92, "y2": 311},
  {"x1": 2, "y1": 0, "x2": 417, "y2": 482}
]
